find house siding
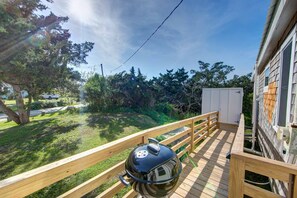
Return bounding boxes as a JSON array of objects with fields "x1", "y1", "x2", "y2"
[
  {"x1": 256, "y1": 23, "x2": 297, "y2": 197},
  {"x1": 257, "y1": 23, "x2": 297, "y2": 160},
  {"x1": 257, "y1": 49, "x2": 288, "y2": 197},
  {"x1": 269, "y1": 51, "x2": 280, "y2": 127},
  {"x1": 258, "y1": 50, "x2": 283, "y2": 159}
]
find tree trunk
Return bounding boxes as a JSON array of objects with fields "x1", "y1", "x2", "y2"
[
  {"x1": 0, "y1": 99, "x2": 20, "y2": 124},
  {"x1": 27, "y1": 93, "x2": 32, "y2": 118},
  {"x1": 13, "y1": 85, "x2": 29, "y2": 124}
]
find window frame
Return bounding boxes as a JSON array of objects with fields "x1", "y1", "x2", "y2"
[
  {"x1": 274, "y1": 28, "x2": 296, "y2": 128},
  {"x1": 263, "y1": 66, "x2": 270, "y2": 93}
]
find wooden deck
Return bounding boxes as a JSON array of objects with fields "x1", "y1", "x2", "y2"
[
  {"x1": 3, "y1": 112, "x2": 297, "y2": 197},
  {"x1": 171, "y1": 124, "x2": 237, "y2": 198}
]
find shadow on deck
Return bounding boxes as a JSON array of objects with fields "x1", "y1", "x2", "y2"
[{"x1": 172, "y1": 124, "x2": 237, "y2": 198}]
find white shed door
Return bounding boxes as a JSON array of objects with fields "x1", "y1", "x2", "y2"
[
  {"x1": 219, "y1": 90, "x2": 229, "y2": 123},
  {"x1": 227, "y1": 89, "x2": 242, "y2": 124},
  {"x1": 202, "y1": 88, "x2": 243, "y2": 125}
]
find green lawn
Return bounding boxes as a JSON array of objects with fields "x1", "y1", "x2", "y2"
[
  {"x1": 2, "y1": 99, "x2": 17, "y2": 105},
  {"x1": 1, "y1": 99, "x2": 18, "y2": 112},
  {"x1": 2, "y1": 97, "x2": 77, "y2": 105},
  {"x1": 0, "y1": 109, "x2": 176, "y2": 197},
  {"x1": 0, "y1": 98, "x2": 79, "y2": 114}
]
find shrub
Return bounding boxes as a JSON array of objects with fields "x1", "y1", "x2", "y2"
[
  {"x1": 43, "y1": 101, "x2": 57, "y2": 108},
  {"x1": 155, "y1": 103, "x2": 173, "y2": 115},
  {"x1": 87, "y1": 104, "x2": 101, "y2": 112},
  {"x1": 30, "y1": 100, "x2": 64, "y2": 110},
  {"x1": 84, "y1": 74, "x2": 111, "y2": 111},
  {"x1": 7, "y1": 95, "x2": 14, "y2": 100},
  {"x1": 156, "y1": 135, "x2": 166, "y2": 142},
  {"x1": 65, "y1": 106, "x2": 80, "y2": 114},
  {"x1": 155, "y1": 103, "x2": 180, "y2": 119},
  {"x1": 30, "y1": 101, "x2": 43, "y2": 110},
  {"x1": 57, "y1": 100, "x2": 66, "y2": 107}
]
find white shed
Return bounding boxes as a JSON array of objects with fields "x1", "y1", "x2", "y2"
[{"x1": 202, "y1": 88, "x2": 243, "y2": 125}]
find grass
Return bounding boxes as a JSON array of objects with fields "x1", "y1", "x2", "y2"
[
  {"x1": 0, "y1": 108, "x2": 177, "y2": 197},
  {"x1": 1, "y1": 99, "x2": 18, "y2": 112},
  {"x1": 2, "y1": 99, "x2": 17, "y2": 105},
  {"x1": 0, "y1": 97, "x2": 79, "y2": 113},
  {"x1": 245, "y1": 129, "x2": 252, "y2": 135},
  {"x1": 2, "y1": 97, "x2": 77, "y2": 105}
]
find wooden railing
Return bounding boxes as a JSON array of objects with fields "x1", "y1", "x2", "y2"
[
  {"x1": 228, "y1": 114, "x2": 297, "y2": 198},
  {"x1": 0, "y1": 111, "x2": 219, "y2": 198}
]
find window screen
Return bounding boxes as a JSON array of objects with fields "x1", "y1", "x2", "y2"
[{"x1": 278, "y1": 42, "x2": 292, "y2": 126}]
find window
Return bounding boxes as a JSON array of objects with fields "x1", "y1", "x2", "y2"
[
  {"x1": 264, "y1": 68, "x2": 270, "y2": 86},
  {"x1": 278, "y1": 41, "x2": 292, "y2": 126},
  {"x1": 264, "y1": 67, "x2": 270, "y2": 92}
]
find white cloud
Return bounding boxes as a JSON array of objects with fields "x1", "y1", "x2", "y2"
[
  {"x1": 44, "y1": 0, "x2": 265, "y2": 76},
  {"x1": 67, "y1": 0, "x2": 96, "y2": 25},
  {"x1": 47, "y1": 0, "x2": 196, "y2": 71},
  {"x1": 48, "y1": 0, "x2": 131, "y2": 68}
]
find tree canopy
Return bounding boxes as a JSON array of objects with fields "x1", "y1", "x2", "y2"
[
  {"x1": 0, "y1": 0, "x2": 94, "y2": 124},
  {"x1": 84, "y1": 61, "x2": 253, "y2": 125}
]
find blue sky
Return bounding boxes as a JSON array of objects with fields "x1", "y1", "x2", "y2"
[{"x1": 45, "y1": 0, "x2": 270, "y2": 78}]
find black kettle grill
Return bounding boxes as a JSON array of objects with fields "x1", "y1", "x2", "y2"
[{"x1": 119, "y1": 138, "x2": 182, "y2": 198}]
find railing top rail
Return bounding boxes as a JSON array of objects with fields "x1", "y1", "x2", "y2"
[
  {"x1": 233, "y1": 152, "x2": 297, "y2": 179},
  {"x1": 230, "y1": 113, "x2": 245, "y2": 153},
  {"x1": 229, "y1": 113, "x2": 297, "y2": 174},
  {"x1": 229, "y1": 113, "x2": 297, "y2": 198}
]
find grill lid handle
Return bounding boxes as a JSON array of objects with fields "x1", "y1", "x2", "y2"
[
  {"x1": 119, "y1": 173, "x2": 130, "y2": 187},
  {"x1": 148, "y1": 138, "x2": 160, "y2": 154}
]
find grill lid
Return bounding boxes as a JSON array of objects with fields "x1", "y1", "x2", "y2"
[{"x1": 125, "y1": 138, "x2": 182, "y2": 184}]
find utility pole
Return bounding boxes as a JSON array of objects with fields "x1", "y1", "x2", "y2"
[{"x1": 100, "y1": 64, "x2": 104, "y2": 77}]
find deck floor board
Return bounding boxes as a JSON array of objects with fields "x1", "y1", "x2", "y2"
[{"x1": 171, "y1": 126, "x2": 236, "y2": 198}]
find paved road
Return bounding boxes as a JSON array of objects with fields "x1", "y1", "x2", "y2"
[{"x1": 0, "y1": 104, "x2": 85, "y2": 122}]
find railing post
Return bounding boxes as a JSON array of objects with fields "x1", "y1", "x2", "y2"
[
  {"x1": 288, "y1": 174, "x2": 296, "y2": 198},
  {"x1": 207, "y1": 115, "x2": 210, "y2": 136},
  {"x1": 292, "y1": 175, "x2": 297, "y2": 197},
  {"x1": 228, "y1": 154, "x2": 245, "y2": 198},
  {"x1": 190, "y1": 119, "x2": 195, "y2": 153},
  {"x1": 216, "y1": 112, "x2": 220, "y2": 129},
  {"x1": 142, "y1": 135, "x2": 148, "y2": 144}
]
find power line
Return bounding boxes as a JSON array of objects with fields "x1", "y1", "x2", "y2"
[{"x1": 110, "y1": 0, "x2": 184, "y2": 73}]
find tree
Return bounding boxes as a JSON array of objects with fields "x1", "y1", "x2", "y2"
[
  {"x1": 84, "y1": 67, "x2": 154, "y2": 111},
  {"x1": 226, "y1": 73, "x2": 253, "y2": 126},
  {"x1": 108, "y1": 67, "x2": 154, "y2": 108},
  {"x1": 0, "y1": 0, "x2": 94, "y2": 124},
  {"x1": 57, "y1": 68, "x2": 84, "y2": 103},
  {"x1": 184, "y1": 61, "x2": 234, "y2": 113},
  {"x1": 152, "y1": 68, "x2": 189, "y2": 112},
  {"x1": 84, "y1": 74, "x2": 110, "y2": 111},
  {"x1": 0, "y1": 0, "x2": 61, "y2": 63},
  {"x1": 84, "y1": 60, "x2": 252, "y2": 119}
]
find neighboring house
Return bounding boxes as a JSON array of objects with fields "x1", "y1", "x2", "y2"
[
  {"x1": 253, "y1": 0, "x2": 297, "y2": 196},
  {"x1": 0, "y1": 83, "x2": 28, "y2": 99}
]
